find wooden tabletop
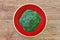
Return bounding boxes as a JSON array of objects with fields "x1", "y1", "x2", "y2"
[{"x1": 0, "y1": 0, "x2": 60, "y2": 40}]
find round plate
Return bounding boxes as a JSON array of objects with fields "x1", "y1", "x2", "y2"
[{"x1": 13, "y1": 4, "x2": 46, "y2": 36}]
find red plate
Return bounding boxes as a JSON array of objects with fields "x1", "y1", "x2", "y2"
[{"x1": 13, "y1": 4, "x2": 46, "y2": 36}]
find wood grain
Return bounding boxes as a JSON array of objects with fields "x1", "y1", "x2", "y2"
[{"x1": 0, "y1": 0, "x2": 60, "y2": 40}]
